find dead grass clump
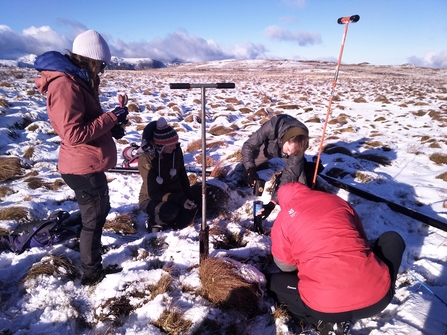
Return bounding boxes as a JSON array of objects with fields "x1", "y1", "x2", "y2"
[
  {"x1": 353, "y1": 97, "x2": 367, "y2": 103},
  {"x1": 0, "y1": 207, "x2": 28, "y2": 221},
  {"x1": 127, "y1": 103, "x2": 141, "y2": 112},
  {"x1": 225, "y1": 97, "x2": 240, "y2": 105},
  {"x1": 128, "y1": 115, "x2": 143, "y2": 123},
  {"x1": 210, "y1": 160, "x2": 228, "y2": 179},
  {"x1": 412, "y1": 110, "x2": 427, "y2": 117},
  {"x1": 253, "y1": 108, "x2": 269, "y2": 118},
  {"x1": 226, "y1": 149, "x2": 242, "y2": 162},
  {"x1": 277, "y1": 104, "x2": 300, "y2": 110},
  {"x1": 21, "y1": 255, "x2": 80, "y2": 283},
  {"x1": 152, "y1": 307, "x2": 193, "y2": 335},
  {"x1": 305, "y1": 116, "x2": 321, "y2": 123},
  {"x1": 429, "y1": 153, "x2": 447, "y2": 165},
  {"x1": 0, "y1": 82, "x2": 11, "y2": 87},
  {"x1": 239, "y1": 107, "x2": 253, "y2": 114},
  {"x1": 186, "y1": 139, "x2": 201, "y2": 152},
  {"x1": 23, "y1": 176, "x2": 64, "y2": 190},
  {"x1": 0, "y1": 185, "x2": 14, "y2": 198},
  {"x1": 148, "y1": 273, "x2": 173, "y2": 298},
  {"x1": 374, "y1": 95, "x2": 389, "y2": 104},
  {"x1": 0, "y1": 97, "x2": 9, "y2": 107},
  {"x1": 194, "y1": 154, "x2": 215, "y2": 167},
  {"x1": 354, "y1": 171, "x2": 376, "y2": 183},
  {"x1": 23, "y1": 146, "x2": 34, "y2": 160},
  {"x1": 199, "y1": 257, "x2": 260, "y2": 315},
  {"x1": 208, "y1": 125, "x2": 235, "y2": 136},
  {"x1": 97, "y1": 296, "x2": 133, "y2": 327},
  {"x1": 104, "y1": 213, "x2": 137, "y2": 235},
  {"x1": 0, "y1": 156, "x2": 24, "y2": 182},
  {"x1": 435, "y1": 172, "x2": 447, "y2": 182}
]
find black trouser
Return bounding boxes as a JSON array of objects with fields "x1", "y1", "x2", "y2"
[
  {"x1": 140, "y1": 199, "x2": 195, "y2": 230},
  {"x1": 62, "y1": 172, "x2": 110, "y2": 278},
  {"x1": 268, "y1": 231, "x2": 406, "y2": 324}
]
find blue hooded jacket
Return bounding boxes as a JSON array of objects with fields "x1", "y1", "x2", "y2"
[{"x1": 34, "y1": 51, "x2": 90, "y2": 83}]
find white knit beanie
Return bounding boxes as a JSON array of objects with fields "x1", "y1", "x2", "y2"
[{"x1": 72, "y1": 30, "x2": 111, "y2": 63}]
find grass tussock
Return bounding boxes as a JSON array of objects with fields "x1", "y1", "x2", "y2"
[
  {"x1": 435, "y1": 171, "x2": 447, "y2": 182},
  {"x1": 209, "y1": 160, "x2": 228, "y2": 179},
  {"x1": 190, "y1": 183, "x2": 230, "y2": 217},
  {"x1": 0, "y1": 185, "x2": 14, "y2": 198},
  {"x1": 21, "y1": 255, "x2": 80, "y2": 283},
  {"x1": 194, "y1": 154, "x2": 215, "y2": 167},
  {"x1": 0, "y1": 157, "x2": 24, "y2": 182},
  {"x1": 152, "y1": 306, "x2": 194, "y2": 335},
  {"x1": 199, "y1": 257, "x2": 260, "y2": 316},
  {"x1": 0, "y1": 207, "x2": 28, "y2": 221},
  {"x1": 208, "y1": 125, "x2": 236, "y2": 136},
  {"x1": 429, "y1": 153, "x2": 447, "y2": 165},
  {"x1": 23, "y1": 177, "x2": 66, "y2": 190},
  {"x1": 210, "y1": 226, "x2": 247, "y2": 250},
  {"x1": 148, "y1": 273, "x2": 173, "y2": 298},
  {"x1": 225, "y1": 149, "x2": 243, "y2": 162},
  {"x1": 104, "y1": 213, "x2": 137, "y2": 235},
  {"x1": 356, "y1": 153, "x2": 391, "y2": 166},
  {"x1": 97, "y1": 296, "x2": 134, "y2": 327}
]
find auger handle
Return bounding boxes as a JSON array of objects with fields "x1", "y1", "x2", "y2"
[
  {"x1": 337, "y1": 15, "x2": 360, "y2": 24},
  {"x1": 170, "y1": 83, "x2": 235, "y2": 89}
]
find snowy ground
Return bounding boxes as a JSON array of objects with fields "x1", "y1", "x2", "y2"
[{"x1": 0, "y1": 59, "x2": 446, "y2": 334}]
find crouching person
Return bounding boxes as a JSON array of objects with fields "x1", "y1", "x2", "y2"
[
  {"x1": 138, "y1": 118, "x2": 197, "y2": 232},
  {"x1": 268, "y1": 182, "x2": 406, "y2": 335}
]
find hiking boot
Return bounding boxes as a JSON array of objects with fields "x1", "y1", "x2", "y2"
[{"x1": 81, "y1": 269, "x2": 105, "y2": 286}]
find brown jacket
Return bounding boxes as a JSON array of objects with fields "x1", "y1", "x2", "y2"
[{"x1": 35, "y1": 71, "x2": 118, "y2": 174}]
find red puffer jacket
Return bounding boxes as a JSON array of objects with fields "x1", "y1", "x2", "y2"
[
  {"x1": 35, "y1": 71, "x2": 117, "y2": 174},
  {"x1": 271, "y1": 182, "x2": 391, "y2": 313}
]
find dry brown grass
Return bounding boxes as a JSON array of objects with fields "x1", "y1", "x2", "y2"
[
  {"x1": 0, "y1": 97, "x2": 10, "y2": 107},
  {"x1": 148, "y1": 273, "x2": 173, "y2": 298},
  {"x1": 194, "y1": 154, "x2": 215, "y2": 167},
  {"x1": 209, "y1": 160, "x2": 227, "y2": 178},
  {"x1": 436, "y1": 171, "x2": 447, "y2": 182},
  {"x1": 0, "y1": 207, "x2": 28, "y2": 221},
  {"x1": 199, "y1": 257, "x2": 260, "y2": 316},
  {"x1": 225, "y1": 149, "x2": 243, "y2": 162},
  {"x1": 23, "y1": 177, "x2": 66, "y2": 190},
  {"x1": 104, "y1": 213, "x2": 137, "y2": 235},
  {"x1": 0, "y1": 185, "x2": 14, "y2": 198},
  {"x1": 190, "y1": 183, "x2": 230, "y2": 217},
  {"x1": 97, "y1": 296, "x2": 133, "y2": 327},
  {"x1": 21, "y1": 255, "x2": 80, "y2": 283},
  {"x1": 429, "y1": 153, "x2": 447, "y2": 165},
  {"x1": 0, "y1": 156, "x2": 24, "y2": 182},
  {"x1": 208, "y1": 125, "x2": 236, "y2": 136},
  {"x1": 152, "y1": 306, "x2": 193, "y2": 335}
]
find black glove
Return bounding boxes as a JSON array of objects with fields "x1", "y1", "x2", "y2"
[
  {"x1": 246, "y1": 167, "x2": 259, "y2": 186},
  {"x1": 111, "y1": 106, "x2": 129, "y2": 124},
  {"x1": 110, "y1": 124, "x2": 125, "y2": 139},
  {"x1": 261, "y1": 201, "x2": 276, "y2": 220}
]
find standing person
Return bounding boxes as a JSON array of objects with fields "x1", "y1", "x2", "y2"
[
  {"x1": 138, "y1": 118, "x2": 197, "y2": 232},
  {"x1": 268, "y1": 182, "x2": 406, "y2": 335},
  {"x1": 241, "y1": 114, "x2": 309, "y2": 219},
  {"x1": 34, "y1": 30, "x2": 128, "y2": 286}
]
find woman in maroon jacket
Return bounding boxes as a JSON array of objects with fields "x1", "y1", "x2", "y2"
[
  {"x1": 34, "y1": 30, "x2": 128, "y2": 286},
  {"x1": 269, "y1": 182, "x2": 406, "y2": 334}
]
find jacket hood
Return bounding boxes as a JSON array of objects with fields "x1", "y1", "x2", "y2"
[
  {"x1": 278, "y1": 182, "x2": 311, "y2": 207},
  {"x1": 34, "y1": 51, "x2": 89, "y2": 83}
]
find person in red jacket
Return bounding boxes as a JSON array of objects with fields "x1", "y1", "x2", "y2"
[
  {"x1": 34, "y1": 30, "x2": 128, "y2": 286},
  {"x1": 268, "y1": 182, "x2": 406, "y2": 334}
]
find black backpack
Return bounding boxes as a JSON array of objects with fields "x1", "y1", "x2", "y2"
[{"x1": 0, "y1": 210, "x2": 79, "y2": 254}]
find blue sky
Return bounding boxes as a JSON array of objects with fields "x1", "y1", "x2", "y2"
[{"x1": 1, "y1": 0, "x2": 446, "y2": 67}]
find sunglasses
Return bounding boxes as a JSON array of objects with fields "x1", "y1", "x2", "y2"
[{"x1": 100, "y1": 62, "x2": 107, "y2": 71}]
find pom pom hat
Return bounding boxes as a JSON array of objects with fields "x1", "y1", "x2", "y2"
[
  {"x1": 72, "y1": 30, "x2": 111, "y2": 63},
  {"x1": 153, "y1": 118, "x2": 179, "y2": 147}
]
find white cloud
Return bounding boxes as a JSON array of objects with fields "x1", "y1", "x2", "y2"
[
  {"x1": 264, "y1": 25, "x2": 321, "y2": 46},
  {"x1": 408, "y1": 50, "x2": 447, "y2": 69}
]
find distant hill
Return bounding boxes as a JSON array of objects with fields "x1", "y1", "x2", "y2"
[{"x1": 0, "y1": 54, "x2": 174, "y2": 69}]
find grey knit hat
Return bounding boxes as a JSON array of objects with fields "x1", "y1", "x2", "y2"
[{"x1": 72, "y1": 30, "x2": 111, "y2": 63}]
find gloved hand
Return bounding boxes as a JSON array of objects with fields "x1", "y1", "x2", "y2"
[
  {"x1": 111, "y1": 106, "x2": 129, "y2": 124},
  {"x1": 183, "y1": 198, "x2": 197, "y2": 210},
  {"x1": 110, "y1": 124, "x2": 125, "y2": 139},
  {"x1": 246, "y1": 167, "x2": 259, "y2": 186},
  {"x1": 261, "y1": 201, "x2": 276, "y2": 220}
]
